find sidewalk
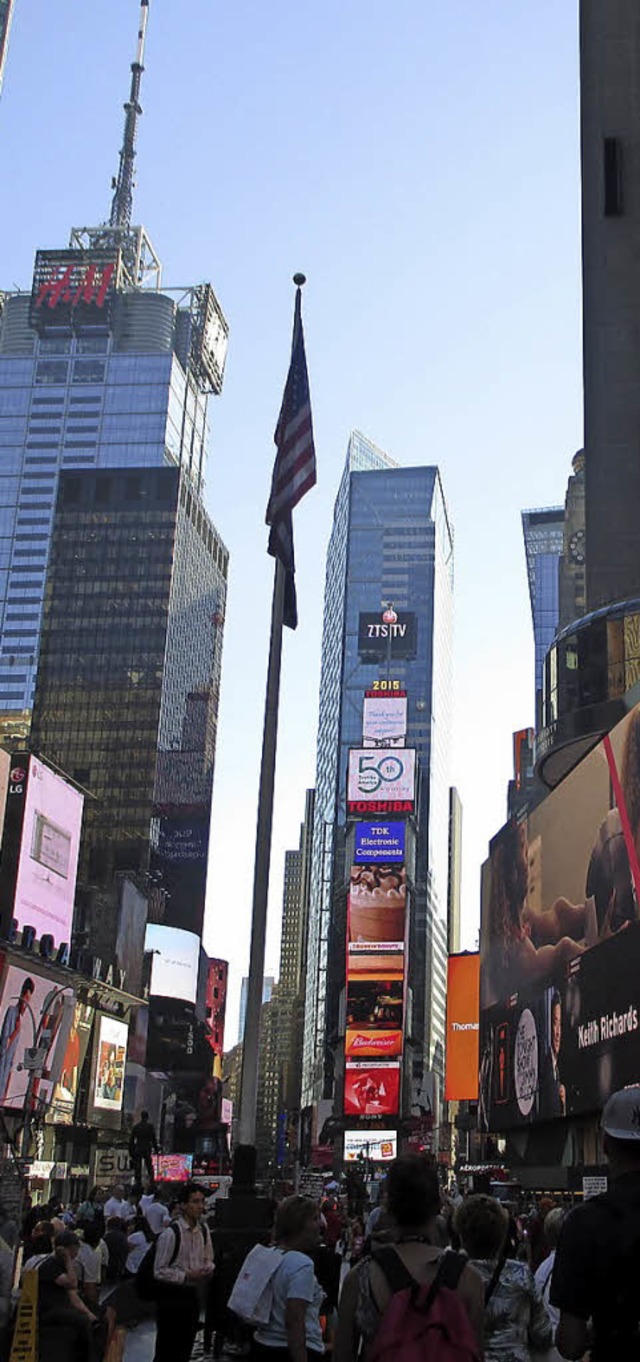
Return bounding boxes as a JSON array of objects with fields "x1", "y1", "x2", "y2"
[{"x1": 123, "y1": 1320, "x2": 209, "y2": 1362}]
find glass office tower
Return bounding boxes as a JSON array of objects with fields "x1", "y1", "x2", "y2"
[
  {"x1": 302, "y1": 434, "x2": 454, "y2": 1117},
  {"x1": 522, "y1": 507, "x2": 564, "y2": 719},
  {"x1": 0, "y1": 250, "x2": 227, "y2": 717},
  {"x1": 29, "y1": 465, "x2": 228, "y2": 962},
  {"x1": 0, "y1": 0, "x2": 14, "y2": 97}
]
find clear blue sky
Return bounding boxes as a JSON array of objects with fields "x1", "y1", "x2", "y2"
[{"x1": 1, "y1": 0, "x2": 582, "y2": 1045}]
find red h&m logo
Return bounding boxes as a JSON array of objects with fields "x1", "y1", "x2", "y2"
[{"x1": 35, "y1": 261, "x2": 117, "y2": 311}]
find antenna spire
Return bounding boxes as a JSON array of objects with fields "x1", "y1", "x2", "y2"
[{"x1": 109, "y1": 0, "x2": 150, "y2": 229}]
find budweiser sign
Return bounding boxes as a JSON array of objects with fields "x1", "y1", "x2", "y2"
[
  {"x1": 30, "y1": 249, "x2": 120, "y2": 329},
  {"x1": 345, "y1": 1028, "x2": 403, "y2": 1058}
]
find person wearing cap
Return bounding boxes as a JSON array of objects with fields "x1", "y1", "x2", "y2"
[{"x1": 551, "y1": 1084, "x2": 640, "y2": 1359}]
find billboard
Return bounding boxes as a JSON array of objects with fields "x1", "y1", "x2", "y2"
[
  {"x1": 348, "y1": 864, "x2": 406, "y2": 952},
  {"x1": 0, "y1": 963, "x2": 75, "y2": 1113},
  {"x1": 358, "y1": 611, "x2": 417, "y2": 661},
  {"x1": 344, "y1": 1061, "x2": 400, "y2": 1117},
  {"x1": 115, "y1": 877, "x2": 148, "y2": 998},
  {"x1": 479, "y1": 701, "x2": 640, "y2": 1129},
  {"x1": 0, "y1": 749, "x2": 10, "y2": 850},
  {"x1": 145, "y1": 924, "x2": 199, "y2": 1004},
  {"x1": 13, "y1": 757, "x2": 83, "y2": 949},
  {"x1": 355, "y1": 821, "x2": 405, "y2": 864},
  {"x1": 30, "y1": 249, "x2": 120, "y2": 331},
  {"x1": 153, "y1": 1153, "x2": 193, "y2": 1183},
  {"x1": 344, "y1": 1129, "x2": 397, "y2": 1162},
  {"x1": 348, "y1": 749, "x2": 415, "y2": 805},
  {"x1": 444, "y1": 954, "x2": 480, "y2": 1102},
  {"x1": 362, "y1": 695, "x2": 407, "y2": 748},
  {"x1": 91, "y1": 1015, "x2": 127, "y2": 1116},
  {"x1": 48, "y1": 1000, "x2": 94, "y2": 1125}
]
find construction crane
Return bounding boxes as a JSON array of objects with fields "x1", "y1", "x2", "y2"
[{"x1": 109, "y1": 0, "x2": 150, "y2": 230}]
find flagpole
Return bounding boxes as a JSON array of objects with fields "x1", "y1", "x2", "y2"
[
  {"x1": 238, "y1": 273, "x2": 312, "y2": 1159},
  {"x1": 237, "y1": 547, "x2": 286, "y2": 1153}
]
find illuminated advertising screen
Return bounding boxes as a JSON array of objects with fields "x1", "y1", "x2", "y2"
[
  {"x1": 480, "y1": 701, "x2": 640, "y2": 1129},
  {"x1": 13, "y1": 757, "x2": 83, "y2": 948},
  {"x1": 445, "y1": 954, "x2": 480, "y2": 1102},
  {"x1": 348, "y1": 864, "x2": 406, "y2": 952},
  {"x1": 145, "y1": 924, "x2": 199, "y2": 1004},
  {"x1": 347, "y1": 749, "x2": 415, "y2": 817},
  {"x1": 30, "y1": 248, "x2": 120, "y2": 331},
  {"x1": 153, "y1": 1153, "x2": 193, "y2": 1183},
  {"x1": 362, "y1": 695, "x2": 407, "y2": 748},
  {"x1": 344, "y1": 1129, "x2": 397, "y2": 1162},
  {"x1": 0, "y1": 749, "x2": 10, "y2": 850},
  {"x1": 48, "y1": 1000, "x2": 94, "y2": 1125},
  {"x1": 358, "y1": 612, "x2": 417, "y2": 661},
  {"x1": 344, "y1": 1062, "x2": 400, "y2": 1117},
  {"x1": 354, "y1": 822, "x2": 405, "y2": 863},
  {"x1": 0, "y1": 963, "x2": 75, "y2": 1112},
  {"x1": 91, "y1": 1016, "x2": 127, "y2": 1114}
]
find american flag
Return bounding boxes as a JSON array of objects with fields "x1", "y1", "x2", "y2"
[{"x1": 266, "y1": 284, "x2": 316, "y2": 629}]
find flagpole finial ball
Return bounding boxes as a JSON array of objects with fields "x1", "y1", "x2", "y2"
[{"x1": 293, "y1": 273, "x2": 306, "y2": 287}]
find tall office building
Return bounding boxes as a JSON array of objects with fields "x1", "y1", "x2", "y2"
[
  {"x1": 302, "y1": 433, "x2": 454, "y2": 1123},
  {"x1": 521, "y1": 507, "x2": 564, "y2": 722},
  {"x1": 0, "y1": 0, "x2": 14, "y2": 98},
  {"x1": 29, "y1": 466, "x2": 228, "y2": 961},
  {"x1": 580, "y1": 5, "x2": 640, "y2": 610},
  {"x1": 0, "y1": 3, "x2": 228, "y2": 723},
  {"x1": 447, "y1": 787, "x2": 462, "y2": 955}
]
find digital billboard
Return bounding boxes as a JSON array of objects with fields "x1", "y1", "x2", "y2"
[
  {"x1": 355, "y1": 822, "x2": 405, "y2": 863},
  {"x1": 479, "y1": 701, "x2": 640, "y2": 1129},
  {"x1": 444, "y1": 953, "x2": 480, "y2": 1102},
  {"x1": 91, "y1": 1015, "x2": 127, "y2": 1116},
  {"x1": 348, "y1": 863, "x2": 406, "y2": 951},
  {"x1": 153, "y1": 1153, "x2": 193, "y2": 1183},
  {"x1": 145, "y1": 924, "x2": 199, "y2": 1004},
  {"x1": 30, "y1": 249, "x2": 120, "y2": 331},
  {"x1": 344, "y1": 1061, "x2": 400, "y2": 1117},
  {"x1": 0, "y1": 963, "x2": 75, "y2": 1113},
  {"x1": 347, "y1": 749, "x2": 416, "y2": 816},
  {"x1": 362, "y1": 695, "x2": 407, "y2": 748},
  {"x1": 0, "y1": 749, "x2": 10, "y2": 850},
  {"x1": 344, "y1": 1129, "x2": 397, "y2": 1162},
  {"x1": 358, "y1": 611, "x2": 417, "y2": 661},
  {"x1": 48, "y1": 1000, "x2": 94, "y2": 1125},
  {"x1": 13, "y1": 757, "x2": 84, "y2": 948}
]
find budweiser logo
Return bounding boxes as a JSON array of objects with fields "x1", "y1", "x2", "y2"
[
  {"x1": 34, "y1": 261, "x2": 117, "y2": 311},
  {"x1": 350, "y1": 1034, "x2": 399, "y2": 1052}
]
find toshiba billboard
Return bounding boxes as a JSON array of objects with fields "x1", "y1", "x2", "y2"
[{"x1": 444, "y1": 953, "x2": 480, "y2": 1102}]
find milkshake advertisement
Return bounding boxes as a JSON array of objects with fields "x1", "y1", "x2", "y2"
[{"x1": 480, "y1": 702, "x2": 640, "y2": 1129}]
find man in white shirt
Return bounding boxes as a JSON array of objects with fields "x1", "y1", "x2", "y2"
[
  {"x1": 103, "y1": 1184, "x2": 133, "y2": 1221},
  {"x1": 140, "y1": 1190, "x2": 170, "y2": 1236},
  {"x1": 153, "y1": 1182, "x2": 213, "y2": 1362}
]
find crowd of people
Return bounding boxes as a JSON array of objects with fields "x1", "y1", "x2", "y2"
[{"x1": 7, "y1": 1082, "x2": 640, "y2": 1361}]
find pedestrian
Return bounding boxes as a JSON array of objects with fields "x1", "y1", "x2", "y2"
[
  {"x1": 129, "y1": 1109, "x2": 159, "y2": 1191},
  {"x1": 551, "y1": 1084, "x2": 640, "y2": 1360},
  {"x1": 125, "y1": 1214, "x2": 153, "y2": 1276},
  {"x1": 250, "y1": 1194, "x2": 324, "y2": 1362},
  {"x1": 104, "y1": 1215, "x2": 129, "y2": 1283},
  {"x1": 104, "y1": 1184, "x2": 133, "y2": 1222},
  {"x1": 533, "y1": 1208, "x2": 564, "y2": 1362},
  {"x1": 455, "y1": 1193, "x2": 552, "y2": 1361},
  {"x1": 153, "y1": 1181, "x2": 214, "y2": 1362},
  {"x1": 139, "y1": 1187, "x2": 170, "y2": 1236},
  {"x1": 335, "y1": 1155, "x2": 484, "y2": 1362}
]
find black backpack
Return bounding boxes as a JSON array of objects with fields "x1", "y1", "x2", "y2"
[{"x1": 135, "y1": 1220, "x2": 209, "y2": 1300}]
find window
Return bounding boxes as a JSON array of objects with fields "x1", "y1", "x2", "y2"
[
  {"x1": 35, "y1": 361, "x2": 68, "y2": 385},
  {"x1": 72, "y1": 360, "x2": 105, "y2": 384},
  {"x1": 604, "y1": 137, "x2": 623, "y2": 217}
]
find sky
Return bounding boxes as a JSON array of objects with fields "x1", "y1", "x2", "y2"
[{"x1": 0, "y1": 0, "x2": 583, "y2": 1045}]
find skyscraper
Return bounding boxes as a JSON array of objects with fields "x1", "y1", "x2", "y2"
[
  {"x1": 0, "y1": 0, "x2": 14, "y2": 98},
  {"x1": 580, "y1": 5, "x2": 640, "y2": 610},
  {"x1": 29, "y1": 465, "x2": 228, "y2": 962},
  {"x1": 238, "y1": 975, "x2": 274, "y2": 1045},
  {"x1": 521, "y1": 506, "x2": 564, "y2": 721},
  {"x1": 0, "y1": 2, "x2": 227, "y2": 722},
  {"x1": 302, "y1": 433, "x2": 454, "y2": 1129}
]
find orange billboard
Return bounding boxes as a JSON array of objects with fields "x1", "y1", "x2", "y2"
[{"x1": 445, "y1": 952, "x2": 480, "y2": 1101}]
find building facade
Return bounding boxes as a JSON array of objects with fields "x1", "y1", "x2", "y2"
[
  {"x1": 0, "y1": 0, "x2": 14, "y2": 97},
  {"x1": 238, "y1": 975, "x2": 274, "y2": 1045},
  {"x1": 521, "y1": 507, "x2": 564, "y2": 723},
  {"x1": 29, "y1": 465, "x2": 228, "y2": 961},
  {"x1": 447, "y1": 787, "x2": 462, "y2": 954},
  {"x1": 302, "y1": 434, "x2": 454, "y2": 1134}
]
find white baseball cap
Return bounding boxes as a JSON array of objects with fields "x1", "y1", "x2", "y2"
[{"x1": 602, "y1": 1086, "x2": 640, "y2": 1140}]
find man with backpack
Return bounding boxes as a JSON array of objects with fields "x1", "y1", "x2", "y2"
[
  {"x1": 152, "y1": 1181, "x2": 214, "y2": 1362},
  {"x1": 552, "y1": 1084, "x2": 640, "y2": 1360}
]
